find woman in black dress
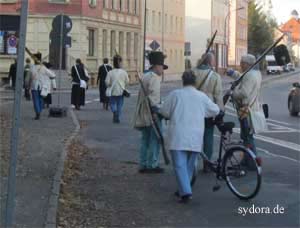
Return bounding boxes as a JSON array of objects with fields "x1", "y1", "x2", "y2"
[
  {"x1": 97, "y1": 58, "x2": 112, "y2": 110},
  {"x1": 71, "y1": 59, "x2": 89, "y2": 110}
]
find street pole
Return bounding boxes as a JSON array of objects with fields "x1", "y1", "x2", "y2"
[
  {"x1": 161, "y1": 0, "x2": 165, "y2": 82},
  {"x1": 142, "y1": 0, "x2": 147, "y2": 72},
  {"x1": 5, "y1": 1, "x2": 28, "y2": 227},
  {"x1": 57, "y1": 13, "x2": 64, "y2": 107}
]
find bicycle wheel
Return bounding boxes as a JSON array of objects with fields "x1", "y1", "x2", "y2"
[
  {"x1": 222, "y1": 146, "x2": 261, "y2": 200},
  {"x1": 191, "y1": 153, "x2": 201, "y2": 186}
]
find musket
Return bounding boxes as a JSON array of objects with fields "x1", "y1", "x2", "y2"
[
  {"x1": 197, "y1": 30, "x2": 218, "y2": 67},
  {"x1": 136, "y1": 71, "x2": 170, "y2": 165},
  {"x1": 25, "y1": 47, "x2": 41, "y2": 64},
  {"x1": 223, "y1": 34, "x2": 285, "y2": 105}
]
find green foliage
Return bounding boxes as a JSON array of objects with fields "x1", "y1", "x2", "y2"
[{"x1": 248, "y1": 1, "x2": 277, "y2": 57}]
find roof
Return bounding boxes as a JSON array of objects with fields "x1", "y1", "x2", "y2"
[{"x1": 280, "y1": 17, "x2": 300, "y2": 42}]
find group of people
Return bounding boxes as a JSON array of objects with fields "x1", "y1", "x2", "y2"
[
  {"x1": 133, "y1": 51, "x2": 266, "y2": 203},
  {"x1": 11, "y1": 48, "x2": 264, "y2": 203},
  {"x1": 8, "y1": 53, "x2": 57, "y2": 120}
]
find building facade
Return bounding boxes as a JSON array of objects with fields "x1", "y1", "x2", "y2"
[
  {"x1": 0, "y1": 0, "x2": 143, "y2": 83},
  {"x1": 228, "y1": 0, "x2": 248, "y2": 69},
  {"x1": 144, "y1": 0, "x2": 185, "y2": 79}
]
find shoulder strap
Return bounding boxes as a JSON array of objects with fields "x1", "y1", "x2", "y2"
[
  {"x1": 198, "y1": 70, "x2": 212, "y2": 90},
  {"x1": 74, "y1": 65, "x2": 82, "y2": 81},
  {"x1": 103, "y1": 64, "x2": 109, "y2": 73}
]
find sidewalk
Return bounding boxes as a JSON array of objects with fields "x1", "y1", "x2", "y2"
[{"x1": 0, "y1": 93, "x2": 74, "y2": 227}]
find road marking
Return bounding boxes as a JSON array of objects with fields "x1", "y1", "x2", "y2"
[
  {"x1": 213, "y1": 134, "x2": 300, "y2": 164},
  {"x1": 257, "y1": 147, "x2": 300, "y2": 164},
  {"x1": 232, "y1": 128, "x2": 300, "y2": 152},
  {"x1": 93, "y1": 98, "x2": 100, "y2": 101},
  {"x1": 225, "y1": 107, "x2": 300, "y2": 133},
  {"x1": 86, "y1": 101, "x2": 92, "y2": 104}
]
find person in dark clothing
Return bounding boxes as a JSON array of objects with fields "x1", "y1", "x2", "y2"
[
  {"x1": 71, "y1": 59, "x2": 89, "y2": 110},
  {"x1": 8, "y1": 58, "x2": 17, "y2": 89},
  {"x1": 24, "y1": 58, "x2": 32, "y2": 100},
  {"x1": 97, "y1": 58, "x2": 112, "y2": 110}
]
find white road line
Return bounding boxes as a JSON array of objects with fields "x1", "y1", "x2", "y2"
[
  {"x1": 267, "y1": 118, "x2": 293, "y2": 126},
  {"x1": 213, "y1": 134, "x2": 300, "y2": 164},
  {"x1": 232, "y1": 128, "x2": 300, "y2": 152},
  {"x1": 86, "y1": 101, "x2": 92, "y2": 104},
  {"x1": 257, "y1": 147, "x2": 300, "y2": 164},
  {"x1": 225, "y1": 107, "x2": 300, "y2": 133},
  {"x1": 93, "y1": 98, "x2": 100, "y2": 101}
]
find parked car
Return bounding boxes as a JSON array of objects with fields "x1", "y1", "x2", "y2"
[
  {"x1": 266, "y1": 55, "x2": 282, "y2": 75},
  {"x1": 288, "y1": 82, "x2": 300, "y2": 116},
  {"x1": 287, "y1": 63, "x2": 295, "y2": 71}
]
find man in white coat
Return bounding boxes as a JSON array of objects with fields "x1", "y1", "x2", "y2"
[
  {"x1": 159, "y1": 71, "x2": 220, "y2": 203},
  {"x1": 227, "y1": 54, "x2": 267, "y2": 156}
]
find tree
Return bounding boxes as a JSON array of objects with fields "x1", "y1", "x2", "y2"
[{"x1": 248, "y1": 1, "x2": 277, "y2": 57}]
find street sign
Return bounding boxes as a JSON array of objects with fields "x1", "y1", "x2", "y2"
[
  {"x1": 149, "y1": 40, "x2": 160, "y2": 51},
  {"x1": 7, "y1": 34, "x2": 17, "y2": 55}
]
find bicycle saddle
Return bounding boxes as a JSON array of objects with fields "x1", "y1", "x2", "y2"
[{"x1": 217, "y1": 122, "x2": 235, "y2": 134}]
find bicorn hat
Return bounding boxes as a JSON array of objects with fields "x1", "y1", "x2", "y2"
[{"x1": 148, "y1": 51, "x2": 168, "y2": 70}]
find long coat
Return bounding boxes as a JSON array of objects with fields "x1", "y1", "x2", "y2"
[
  {"x1": 159, "y1": 86, "x2": 220, "y2": 152},
  {"x1": 97, "y1": 64, "x2": 112, "y2": 103},
  {"x1": 192, "y1": 65, "x2": 224, "y2": 110},
  {"x1": 133, "y1": 71, "x2": 161, "y2": 128},
  {"x1": 232, "y1": 69, "x2": 267, "y2": 133}
]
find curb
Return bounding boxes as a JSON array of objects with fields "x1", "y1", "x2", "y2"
[{"x1": 44, "y1": 108, "x2": 80, "y2": 228}]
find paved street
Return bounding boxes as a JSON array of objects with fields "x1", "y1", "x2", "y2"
[{"x1": 56, "y1": 72, "x2": 300, "y2": 227}]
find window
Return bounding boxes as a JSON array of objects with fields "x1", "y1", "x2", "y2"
[
  {"x1": 119, "y1": 0, "x2": 122, "y2": 11},
  {"x1": 170, "y1": 15, "x2": 173, "y2": 33},
  {"x1": 110, "y1": 30, "x2": 116, "y2": 58},
  {"x1": 165, "y1": 14, "x2": 168, "y2": 33},
  {"x1": 134, "y1": 33, "x2": 138, "y2": 59},
  {"x1": 48, "y1": 0, "x2": 70, "y2": 3},
  {"x1": 88, "y1": 29, "x2": 95, "y2": 56},
  {"x1": 119, "y1": 32, "x2": 124, "y2": 56},
  {"x1": 158, "y1": 12, "x2": 161, "y2": 32},
  {"x1": 126, "y1": 32, "x2": 131, "y2": 59},
  {"x1": 103, "y1": 0, "x2": 106, "y2": 8},
  {"x1": 89, "y1": 0, "x2": 97, "y2": 7},
  {"x1": 127, "y1": 0, "x2": 130, "y2": 12},
  {"x1": 0, "y1": 0, "x2": 18, "y2": 3},
  {"x1": 134, "y1": 0, "x2": 137, "y2": 15},
  {"x1": 0, "y1": 15, "x2": 20, "y2": 55},
  {"x1": 152, "y1": 11, "x2": 155, "y2": 32},
  {"x1": 102, "y1": 29, "x2": 107, "y2": 58},
  {"x1": 146, "y1": 9, "x2": 150, "y2": 31}
]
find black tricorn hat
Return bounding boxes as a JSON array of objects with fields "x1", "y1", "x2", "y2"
[{"x1": 148, "y1": 51, "x2": 168, "y2": 70}]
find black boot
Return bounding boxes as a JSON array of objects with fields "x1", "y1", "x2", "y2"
[{"x1": 34, "y1": 113, "x2": 40, "y2": 120}]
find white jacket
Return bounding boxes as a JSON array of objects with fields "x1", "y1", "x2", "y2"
[
  {"x1": 159, "y1": 86, "x2": 220, "y2": 152},
  {"x1": 30, "y1": 65, "x2": 56, "y2": 95},
  {"x1": 105, "y1": 69, "x2": 129, "y2": 96}
]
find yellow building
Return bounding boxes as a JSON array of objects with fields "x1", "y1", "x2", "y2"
[{"x1": 144, "y1": 0, "x2": 185, "y2": 80}]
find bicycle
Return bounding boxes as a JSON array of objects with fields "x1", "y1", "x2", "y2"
[{"x1": 191, "y1": 119, "x2": 262, "y2": 200}]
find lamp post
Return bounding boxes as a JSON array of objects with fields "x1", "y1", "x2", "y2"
[
  {"x1": 142, "y1": 0, "x2": 147, "y2": 72},
  {"x1": 224, "y1": 6, "x2": 244, "y2": 68}
]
